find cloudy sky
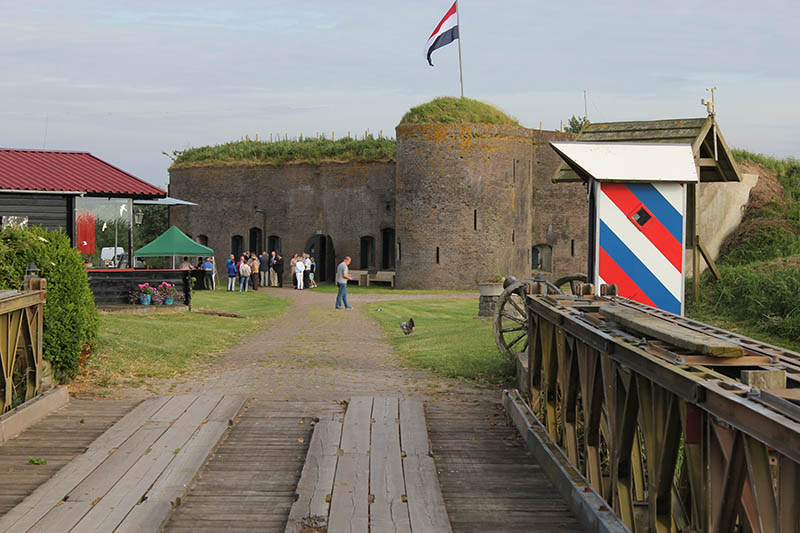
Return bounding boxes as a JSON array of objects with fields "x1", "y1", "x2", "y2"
[{"x1": 1, "y1": 1, "x2": 797, "y2": 189}]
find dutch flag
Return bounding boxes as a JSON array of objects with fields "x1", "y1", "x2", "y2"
[{"x1": 426, "y1": 1, "x2": 459, "y2": 66}]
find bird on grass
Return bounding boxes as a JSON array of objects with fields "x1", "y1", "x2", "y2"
[{"x1": 400, "y1": 317, "x2": 415, "y2": 335}]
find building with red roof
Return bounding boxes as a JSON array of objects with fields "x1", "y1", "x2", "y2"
[{"x1": 0, "y1": 148, "x2": 166, "y2": 266}]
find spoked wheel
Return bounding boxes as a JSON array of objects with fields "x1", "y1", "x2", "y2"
[
  {"x1": 493, "y1": 279, "x2": 535, "y2": 364},
  {"x1": 553, "y1": 273, "x2": 588, "y2": 295}
]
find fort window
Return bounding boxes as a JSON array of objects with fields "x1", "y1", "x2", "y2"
[
  {"x1": 513, "y1": 159, "x2": 516, "y2": 184},
  {"x1": 268, "y1": 235, "x2": 281, "y2": 254},
  {"x1": 571, "y1": 239, "x2": 575, "y2": 257},
  {"x1": 231, "y1": 235, "x2": 244, "y2": 258},
  {"x1": 473, "y1": 209, "x2": 477, "y2": 231},
  {"x1": 248, "y1": 227, "x2": 263, "y2": 255},
  {"x1": 436, "y1": 247, "x2": 440, "y2": 265},
  {"x1": 360, "y1": 236, "x2": 376, "y2": 269},
  {"x1": 512, "y1": 230, "x2": 515, "y2": 243},
  {"x1": 532, "y1": 243, "x2": 553, "y2": 272},
  {"x1": 381, "y1": 228, "x2": 396, "y2": 269},
  {"x1": 397, "y1": 241, "x2": 401, "y2": 262},
  {"x1": 196, "y1": 234, "x2": 208, "y2": 247}
]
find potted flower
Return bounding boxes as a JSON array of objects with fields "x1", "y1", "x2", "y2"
[
  {"x1": 131, "y1": 283, "x2": 155, "y2": 305},
  {"x1": 157, "y1": 281, "x2": 182, "y2": 305}
]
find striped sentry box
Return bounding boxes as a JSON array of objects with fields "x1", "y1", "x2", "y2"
[{"x1": 596, "y1": 181, "x2": 685, "y2": 314}]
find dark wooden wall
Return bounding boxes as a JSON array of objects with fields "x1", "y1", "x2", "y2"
[
  {"x1": 87, "y1": 269, "x2": 192, "y2": 307},
  {"x1": 0, "y1": 193, "x2": 73, "y2": 236}
]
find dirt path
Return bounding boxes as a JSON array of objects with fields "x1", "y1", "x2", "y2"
[{"x1": 110, "y1": 288, "x2": 495, "y2": 402}]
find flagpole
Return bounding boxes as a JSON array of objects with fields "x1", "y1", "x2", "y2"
[{"x1": 455, "y1": 0, "x2": 464, "y2": 98}]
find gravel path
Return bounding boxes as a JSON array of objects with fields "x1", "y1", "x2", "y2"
[{"x1": 104, "y1": 288, "x2": 495, "y2": 403}]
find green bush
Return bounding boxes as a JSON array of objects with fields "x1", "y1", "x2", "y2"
[
  {"x1": 0, "y1": 226, "x2": 98, "y2": 381},
  {"x1": 721, "y1": 222, "x2": 800, "y2": 265}
]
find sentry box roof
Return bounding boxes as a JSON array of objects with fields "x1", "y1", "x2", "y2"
[
  {"x1": 550, "y1": 142, "x2": 698, "y2": 183},
  {"x1": 552, "y1": 117, "x2": 741, "y2": 183}
]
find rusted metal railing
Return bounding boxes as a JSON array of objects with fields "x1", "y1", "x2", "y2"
[
  {"x1": 522, "y1": 284, "x2": 800, "y2": 533},
  {"x1": 0, "y1": 278, "x2": 46, "y2": 413}
]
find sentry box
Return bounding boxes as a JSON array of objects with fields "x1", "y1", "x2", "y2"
[{"x1": 550, "y1": 142, "x2": 698, "y2": 315}]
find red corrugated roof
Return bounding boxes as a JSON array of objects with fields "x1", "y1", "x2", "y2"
[{"x1": 0, "y1": 148, "x2": 165, "y2": 198}]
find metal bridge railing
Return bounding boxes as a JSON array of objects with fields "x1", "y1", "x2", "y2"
[
  {"x1": 0, "y1": 278, "x2": 46, "y2": 413},
  {"x1": 523, "y1": 288, "x2": 800, "y2": 533}
]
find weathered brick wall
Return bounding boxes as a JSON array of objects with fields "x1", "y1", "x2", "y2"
[
  {"x1": 169, "y1": 161, "x2": 396, "y2": 282},
  {"x1": 530, "y1": 130, "x2": 589, "y2": 281},
  {"x1": 395, "y1": 123, "x2": 533, "y2": 290}
]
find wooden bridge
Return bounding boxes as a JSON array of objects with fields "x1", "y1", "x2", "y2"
[{"x1": 0, "y1": 394, "x2": 588, "y2": 532}]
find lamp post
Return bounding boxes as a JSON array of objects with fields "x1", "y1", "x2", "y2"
[{"x1": 23, "y1": 262, "x2": 39, "y2": 290}]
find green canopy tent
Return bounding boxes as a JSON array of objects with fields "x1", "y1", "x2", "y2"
[{"x1": 134, "y1": 225, "x2": 214, "y2": 268}]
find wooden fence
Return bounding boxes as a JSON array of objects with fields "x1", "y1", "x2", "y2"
[{"x1": 87, "y1": 269, "x2": 192, "y2": 307}]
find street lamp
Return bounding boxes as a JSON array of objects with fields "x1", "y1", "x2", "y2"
[
  {"x1": 23, "y1": 261, "x2": 39, "y2": 289},
  {"x1": 134, "y1": 207, "x2": 144, "y2": 225}
]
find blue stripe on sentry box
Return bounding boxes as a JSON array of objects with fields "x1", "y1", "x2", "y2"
[{"x1": 599, "y1": 220, "x2": 681, "y2": 314}]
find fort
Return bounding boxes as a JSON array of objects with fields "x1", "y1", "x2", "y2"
[{"x1": 169, "y1": 97, "x2": 587, "y2": 289}]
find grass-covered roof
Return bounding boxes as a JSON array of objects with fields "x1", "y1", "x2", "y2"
[
  {"x1": 399, "y1": 97, "x2": 519, "y2": 126},
  {"x1": 169, "y1": 136, "x2": 396, "y2": 169}
]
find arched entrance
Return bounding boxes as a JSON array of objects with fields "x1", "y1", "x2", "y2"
[{"x1": 305, "y1": 234, "x2": 335, "y2": 282}]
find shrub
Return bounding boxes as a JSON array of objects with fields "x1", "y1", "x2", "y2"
[{"x1": 0, "y1": 226, "x2": 98, "y2": 381}]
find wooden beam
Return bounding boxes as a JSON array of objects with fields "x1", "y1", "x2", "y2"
[{"x1": 697, "y1": 235, "x2": 722, "y2": 280}]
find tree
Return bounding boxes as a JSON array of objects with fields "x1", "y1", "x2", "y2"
[{"x1": 565, "y1": 115, "x2": 589, "y2": 134}]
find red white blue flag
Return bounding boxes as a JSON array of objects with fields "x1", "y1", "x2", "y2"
[{"x1": 426, "y1": 1, "x2": 458, "y2": 66}]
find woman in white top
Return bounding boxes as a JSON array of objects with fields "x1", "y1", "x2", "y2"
[
  {"x1": 295, "y1": 256, "x2": 306, "y2": 290},
  {"x1": 239, "y1": 257, "x2": 252, "y2": 292}
]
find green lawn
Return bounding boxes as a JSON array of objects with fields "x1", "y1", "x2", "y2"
[
  {"x1": 366, "y1": 298, "x2": 512, "y2": 384},
  {"x1": 86, "y1": 289, "x2": 290, "y2": 383},
  {"x1": 312, "y1": 282, "x2": 474, "y2": 295}
]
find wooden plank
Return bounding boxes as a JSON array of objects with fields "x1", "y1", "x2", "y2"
[
  {"x1": 600, "y1": 305, "x2": 743, "y2": 357},
  {"x1": 71, "y1": 396, "x2": 222, "y2": 531},
  {"x1": 370, "y1": 397, "x2": 410, "y2": 533},
  {"x1": 0, "y1": 397, "x2": 167, "y2": 533},
  {"x1": 150, "y1": 395, "x2": 198, "y2": 423},
  {"x1": 327, "y1": 453, "x2": 369, "y2": 532},
  {"x1": 403, "y1": 454, "x2": 452, "y2": 533},
  {"x1": 399, "y1": 398, "x2": 429, "y2": 456},
  {"x1": 285, "y1": 413, "x2": 343, "y2": 533},
  {"x1": 339, "y1": 397, "x2": 372, "y2": 454},
  {"x1": 116, "y1": 395, "x2": 246, "y2": 533}
]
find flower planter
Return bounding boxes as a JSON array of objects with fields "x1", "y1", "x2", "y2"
[
  {"x1": 164, "y1": 297, "x2": 174, "y2": 306},
  {"x1": 477, "y1": 282, "x2": 504, "y2": 297},
  {"x1": 139, "y1": 294, "x2": 152, "y2": 305},
  {"x1": 477, "y1": 281, "x2": 504, "y2": 318}
]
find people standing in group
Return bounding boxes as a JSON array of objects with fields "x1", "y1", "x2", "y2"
[
  {"x1": 239, "y1": 256, "x2": 251, "y2": 292},
  {"x1": 274, "y1": 253, "x2": 284, "y2": 287},
  {"x1": 249, "y1": 253, "x2": 259, "y2": 291},
  {"x1": 302, "y1": 253, "x2": 311, "y2": 290},
  {"x1": 309, "y1": 257, "x2": 318, "y2": 288},
  {"x1": 335, "y1": 256, "x2": 353, "y2": 309},
  {"x1": 289, "y1": 253, "x2": 299, "y2": 288},
  {"x1": 269, "y1": 251, "x2": 278, "y2": 287},
  {"x1": 226, "y1": 254, "x2": 237, "y2": 291},
  {"x1": 295, "y1": 254, "x2": 306, "y2": 290}
]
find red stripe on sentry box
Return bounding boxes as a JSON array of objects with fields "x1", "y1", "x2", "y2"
[
  {"x1": 599, "y1": 246, "x2": 656, "y2": 308},
  {"x1": 601, "y1": 183, "x2": 682, "y2": 271}
]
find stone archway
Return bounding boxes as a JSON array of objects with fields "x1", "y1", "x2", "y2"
[{"x1": 305, "y1": 234, "x2": 335, "y2": 282}]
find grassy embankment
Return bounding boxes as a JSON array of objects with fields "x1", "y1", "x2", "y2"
[
  {"x1": 85, "y1": 290, "x2": 290, "y2": 386},
  {"x1": 687, "y1": 151, "x2": 800, "y2": 349},
  {"x1": 169, "y1": 136, "x2": 396, "y2": 169},
  {"x1": 399, "y1": 96, "x2": 519, "y2": 126}
]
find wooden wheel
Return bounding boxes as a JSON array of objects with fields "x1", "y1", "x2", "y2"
[
  {"x1": 493, "y1": 279, "x2": 534, "y2": 363},
  {"x1": 553, "y1": 273, "x2": 588, "y2": 295}
]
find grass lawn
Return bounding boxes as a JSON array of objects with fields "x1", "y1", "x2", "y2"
[
  {"x1": 85, "y1": 289, "x2": 290, "y2": 385},
  {"x1": 366, "y1": 298, "x2": 512, "y2": 384},
  {"x1": 687, "y1": 307, "x2": 800, "y2": 354},
  {"x1": 312, "y1": 282, "x2": 474, "y2": 295}
]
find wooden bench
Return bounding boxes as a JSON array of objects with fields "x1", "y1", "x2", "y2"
[
  {"x1": 366, "y1": 270, "x2": 396, "y2": 288},
  {"x1": 286, "y1": 396, "x2": 451, "y2": 532},
  {"x1": 347, "y1": 269, "x2": 369, "y2": 286}
]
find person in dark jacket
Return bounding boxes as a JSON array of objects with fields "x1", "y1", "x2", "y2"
[
  {"x1": 226, "y1": 255, "x2": 237, "y2": 291},
  {"x1": 274, "y1": 254, "x2": 285, "y2": 287}
]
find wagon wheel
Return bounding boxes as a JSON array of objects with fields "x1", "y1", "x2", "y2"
[
  {"x1": 493, "y1": 279, "x2": 537, "y2": 363},
  {"x1": 553, "y1": 273, "x2": 588, "y2": 295}
]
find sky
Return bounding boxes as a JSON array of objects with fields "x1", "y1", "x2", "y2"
[{"x1": 1, "y1": 1, "x2": 798, "y2": 190}]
